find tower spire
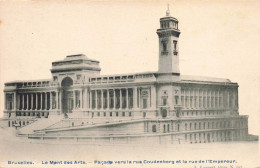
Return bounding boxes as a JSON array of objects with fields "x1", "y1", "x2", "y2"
[{"x1": 166, "y1": 4, "x2": 170, "y2": 16}]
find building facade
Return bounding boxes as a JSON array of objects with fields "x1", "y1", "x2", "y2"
[{"x1": 2, "y1": 9, "x2": 249, "y2": 144}]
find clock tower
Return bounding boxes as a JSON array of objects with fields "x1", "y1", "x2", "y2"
[{"x1": 157, "y1": 7, "x2": 180, "y2": 75}]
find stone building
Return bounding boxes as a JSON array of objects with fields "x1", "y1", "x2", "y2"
[{"x1": 2, "y1": 9, "x2": 248, "y2": 144}]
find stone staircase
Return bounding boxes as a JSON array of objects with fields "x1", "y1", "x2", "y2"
[{"x1": 17, "y1": 116, "x2": 63, "y2": 135}]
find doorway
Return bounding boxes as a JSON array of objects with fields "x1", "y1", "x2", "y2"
[{"x1": 61, "y1": 77, "x2": 74, "y2": 114}]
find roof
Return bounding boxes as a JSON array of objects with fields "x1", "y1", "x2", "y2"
[
  {"x1": 52, "y1": 54, "x2": 99, "y2": 64},
  {"x1": 181, "y1": 75, "x2": 232, "y2": 83}
]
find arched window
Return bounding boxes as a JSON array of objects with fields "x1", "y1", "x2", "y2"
[
  {"x1": 163, "y1": 125, "x2": 166, "y2": 133},
  {"x1": 72, "y1": 122, "x2": 74, "y2": 127},
  {"x1": 61, "y1": 77, "x2": 73, "y2": 87},
  {"x1": 185, "y1": 123, "x2": 187, "y2": 130},
  {"x1": 167, "y1": 124, "x2": 170, "y2": 132},
  {"x1": 152, "y1": 125, "x2": 156, "y2": 132},
  {"x1": 190, "y1": 123, "x2": 192, "y2": 130},
  {"x1": 177, "y1": 124, "x2": 180, "y2": 132}
]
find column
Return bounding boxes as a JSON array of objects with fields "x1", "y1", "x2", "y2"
[
  {"x1": 113, "y1": 89, "x2": 116, "y2": 109},
  {"x1": 95, "y1": 90, "x2": 97, "y2": 109},
  {"x1": 90, "y1": 90, "x2": 92, "y2": 109},
  {"x1": 83, "y1": 88, "x2": 88, "y2": 109},
  {"x1": 45, "y1": 92, "x2": 47, "y2": 110},
  {"x1": 216, "y1": 90, "x2": 219, "y2": 108},
  {"x1": 107, "y1": 89, "x2": 110, "y2": 109},
  {"x1": 184, "y1": 89, "x2": 187, "y2": 108},
  {"x1": 151, "y1": 86, "x2": 156, "y2": 109},
  {"x1": 221, "y1": 90, "x2": 224, "y2": 108},
  {"x1": 36, "y1": 93, "x2": 38, "y2": 110},
  {"x1": 192, "y1": 89, "x2": 195, "y2": 108},
  {"x1": 126, "y1": 88, "x2": 128, "y2": 109},
  {"x1": 138, "y1": 88, "x2": 141, "y2": 108},
  {"x1": 209, "y1": 90, "x2": 212, "y2": 108},
  {"x1": 73, "y1": 90, "x2": 76, "y2": 109},
  {"x1": 14, "y1": 92, "x2": 17, "y2": 110},
  {"x1": 227, "y1": 90, "x2": 230, "y2": 108},
  {"x1": 149, "y1": 87, "x2": 151, "y2": 108},
  {"x1": 55, "y1": 91, "x2": 58, "y2": 109},
  {"x1": 59, "y1": 91, "x2": 62, "y2": 110},
  {"x1": 197, "y1": 89, "x2": 200, "y2": 108},
  {"x1": 236, "y1": 90, "x2": 239, "y2": 109},
  {"x1": 27, "y1": 94, "x2": 29, "y2": 110},
  {"x1": 101, "y1": 89, "x2": 103, "y2": 109},
  {"x1": 50, "y1": 92, "x2": 53, "y2": 110},
  {"x1": 188, "y1": 88, "x2": 191, "y2": 109},
  {"x1": 22, "y1": 94, "x2": 25, "y2": 110},
  {"x1": 133, "y1": 87, "x2": 138, "y2": 109},
  {"x1": 120, "y1": 89, "x2": 122, "y2": 109},
  {"x1": 232, "y1": 90, "x2": 235, "y2": 108},
  {"x1": 80, "y1": 90, "x2": 83, "y2": 109},
  {"x1": 4, "y1": 93, "x2": 6, "y2": 110},
  {"x1": 213, "y1": 90, "x2": 215, "y2": 108},
  {"x1": 31, "y1": 93, "x2": 33, "y2": 110},
  {"x1": 205, "y1": 90, "x2": 209, "y2": 108},
  {"x1": 40, "y1": 92, "x2": 43, "y2": 110}
]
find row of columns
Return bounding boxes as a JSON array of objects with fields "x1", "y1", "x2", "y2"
[
  {"x1": 18, "y1": 92, "x2": 58, "y2": 111},
  {"x1": 5, "y1": 85, "x2": 157, "y2": 112},
  {"x1": 90, "y1": 88, "x2": 135, "y2": 110},
  {"x1": 181, "y1": 88, "x2": 238, "y2": 109},
  {"x1": 89, "y1": 86, "x2": 156, "y2": 110}
]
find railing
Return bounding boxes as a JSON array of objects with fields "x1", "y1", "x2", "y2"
[{"x1": 17, "y1": 81, "x2": 59, "y2": 88}]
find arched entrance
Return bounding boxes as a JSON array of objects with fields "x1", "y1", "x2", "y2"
[{"x1": 61, "y1": 77, "x2": 74, "y2": 114}]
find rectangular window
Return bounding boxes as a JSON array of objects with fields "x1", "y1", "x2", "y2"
[
  {"x1": 173, "y1": 40, "x2": 177, "y2": 50},
  {"x1": 163, "y1": 98, "x2": 167, "y2": 106},
  {"x1": 53, "y1": 76, "x2": 58, "y2": 81},
  {"x1": 143, "y1": 99, "x2": 147, "y2": 109},
  {"x1": 163, "y1": 42, "x2": 167, "y2": 51},
  {"x1": 175, "y1": 96, "x2": 179, "y2": 105},
  {"x1": 77, "y1": 74, "x2": 81, "y2": 80}
]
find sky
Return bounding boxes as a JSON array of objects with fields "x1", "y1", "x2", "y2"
[{"x1": 0, "y1": 0, "x2": 259, "y2": 135}]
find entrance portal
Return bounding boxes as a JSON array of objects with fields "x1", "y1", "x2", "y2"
[{"x1": 61, "y1": 77, "x2": 74, "y2": 114}]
